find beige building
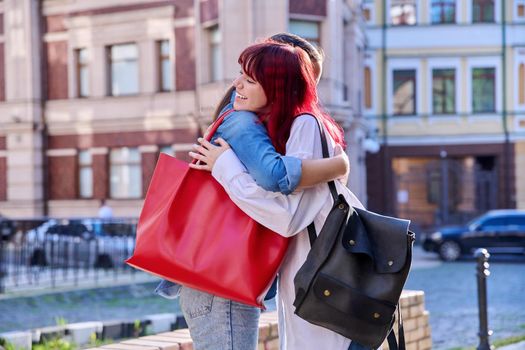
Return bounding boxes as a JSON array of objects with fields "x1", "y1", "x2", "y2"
[
  {"x1": 0, "y1": 0, "x2": 367, "y2": 218},
  {"x1": 363, "y1": 0, "x2": 525, "y2": 228}
]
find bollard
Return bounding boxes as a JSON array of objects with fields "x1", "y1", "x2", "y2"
[
  {"x1": 0, "y1": 239, "x2": 4, "y2": 294},
  {"x1": 475, "y1": 248, "x2": 493, "y2": 350}
]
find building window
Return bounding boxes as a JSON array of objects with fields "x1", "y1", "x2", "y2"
[
  {"x1": 472, "y1": 67, "x2": 496, "y2": 113},
  {"x1": 76, "y1": 48, "x2": 89, "y2": 97},
  {"x1": 390, "y1": 0, "x2": 416, "y2": 26},
  {"x1": 160, "y1": 146, "x2": 175, "y2": 157},
  {"x1": 473, "y1": 0, "x2": 494, "y2": 22},
  {"x1": 209, "y1": 26, "x2": 222, "y2": 82},
  {"x1": 108, "y1": 43, "x2": 139, "y2": 96},
  {"x1": 432, "y1": 68, "x2": 456, "y2": 114},
  {"x1": 519, "y1": 63, "x2": 525, "y2": 105},
  {"x1": 431, "y1": 0, "x2": 456, "y2": 24},
  {"x1": 518, "y1": 0, "x2": 525, "y2": 18},
  {"x1": 393, "y1": 69, "x2": 416, "y2": 115},
  {"x1": 158, "y1": 40, "x2": 172, "y2": 92},
  {"x1": 78, "y1": 150, "x2": 93, "y2": 198},
  {"x1": 363, "y1": 8, "x2": 371, "y2": 21},
  {"x1": 289, "y1": 20, "x2": 321, "y2": 47},
  {"x1": 365, "y1": 67, "x2": 372, "y2": 109},
  {"x1": 110, "y1": 147, "x2": 142, "y2": 199}
]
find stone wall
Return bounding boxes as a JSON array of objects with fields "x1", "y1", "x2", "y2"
[{"x1": 7, "y1": 290, "x2": 428, "y2": 350}]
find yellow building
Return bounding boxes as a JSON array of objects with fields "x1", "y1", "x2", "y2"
[{"x1": 363, "y1": 0, "x2": 525, "y2": 229}]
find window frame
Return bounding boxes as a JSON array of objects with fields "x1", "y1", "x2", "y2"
[
  {"x1": 288, "y1": 19, "x2": 321, "y2": 48},
  {"x1": 109, "y1": 147, "x2": 142, "y2": 199},
  {"x1": 75, "y1": 48, "x2": 89, "y2": 98},
  {"x1": 157, "y1": 40, "x2": 173, "y2": 92},
  {"x1": 107, "y1": 43, "x2": 140, "y2": 97},
  {"x1": 430, "y1": 0, "x2": 457, "y2": 24},
  {"x1": 432, "y1": 68, "x2": 456, "y2": 115},
  {"x1": 392, "y1": 69, "x2": 417, "y2": 116},
  {"x1": 208, "y1": 25, "x2": 222, "y2": 83},
  {"x1": 389, "y1": 0, "x2": 417, "y2": 26},
  {"x1": 472, "y1": 0, "x2": 495, "y2": 23},
  {"x1": 78, "y1": 149, "x2": 93, "y2": 199},
  {"x1": 516, "y1": 60, "x2": 525, "y2": 106},
  {"x1": 471, "y1": 67, "x2": 496, "y2": 114}
]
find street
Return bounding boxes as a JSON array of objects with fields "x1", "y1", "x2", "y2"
[
  {"x1": 0, "y1": 246, "x2": 523, "y2": 350},
  {"x1": 407, "y1": 246, "x2": 525, "y2": 349}
]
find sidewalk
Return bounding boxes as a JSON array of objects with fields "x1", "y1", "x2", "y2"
[{"x1": 499, "y1": 341, "x2": 525, "y2": 350}]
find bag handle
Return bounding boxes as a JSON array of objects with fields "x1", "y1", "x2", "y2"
[{"x1": 192, "y1": 109, "x2": 235, "y2": 165}]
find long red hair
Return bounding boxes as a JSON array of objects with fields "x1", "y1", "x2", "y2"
[{"x1": 238, "y1": 41, "x2": 346, "y2": 154}]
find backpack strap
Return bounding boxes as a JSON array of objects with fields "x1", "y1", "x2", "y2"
[
  {"x1": 307, "y1": 117, "x2": 339, "y2": 247},
  {"x1": 386, "y1": 305, "x2": 406, "y2": 350}
]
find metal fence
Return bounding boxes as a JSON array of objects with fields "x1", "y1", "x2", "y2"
[{"x1": 0, "y1": 217, "x2": 147, "y2": 294}]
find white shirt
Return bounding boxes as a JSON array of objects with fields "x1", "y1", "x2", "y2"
[{"x1": 212, "y1": 115, "x2": 365, "y2": 350}]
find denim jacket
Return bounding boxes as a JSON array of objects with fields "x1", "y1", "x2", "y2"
[{"x1": 155, "y1": 93, "x2": 302, "y2": 299}]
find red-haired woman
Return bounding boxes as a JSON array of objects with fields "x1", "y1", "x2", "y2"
[{"x1": 192, "y1": 41, "x2": 365, "y2": 350}]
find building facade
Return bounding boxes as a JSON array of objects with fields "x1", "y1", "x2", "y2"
[
  {"x1": 363, "y1": 0, "x2": 525, "y2": 229},
  {"x1": 0, "y1": 0, "x2": 367, "y2": 218}
]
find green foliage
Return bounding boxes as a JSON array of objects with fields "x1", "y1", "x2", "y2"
[
  {"x1": 32, "y1": 338, "x2": 75, "y2": 350},
  {"x1": 493, "y1": 334, "x2": 525, "y2": 348},
  {"x1": 54, "y1": 318, "x2": 67, "y2": 327},
  {"x1": 0, "y1": 339, "x2": 18, "y2": 350},
  {"x1": 85, "y1": 332, "x2": 111, "y2": 349}
]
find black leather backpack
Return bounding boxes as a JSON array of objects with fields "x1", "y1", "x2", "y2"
[{"x1": 293, "y1": 121, "x2": 415, "y2": 349}]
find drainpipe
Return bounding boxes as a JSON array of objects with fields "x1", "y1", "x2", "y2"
[
  {"x1": 37, "y1": 0, "x2": 49, "y2": 217},
  {"x1": 501, "y1": 0, "x2": 511, "y2": 208},
  {"x1": 381, "y1": 0, "x2": 390, "y2": 214}
]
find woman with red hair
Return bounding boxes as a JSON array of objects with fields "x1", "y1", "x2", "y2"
[{"x1": 192, "y1": 41, "x2": 365, "y2": 349}]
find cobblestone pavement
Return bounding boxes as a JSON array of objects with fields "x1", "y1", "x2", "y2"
[
  {"x1": 0, "y1": 247, "x2": 523, "y2": 350},
  {"x1": 407, "y1": 246, "x2": 525, "y2": 350}
]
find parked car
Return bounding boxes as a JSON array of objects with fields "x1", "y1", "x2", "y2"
[{"x1": 422, "y1": 210, "x2": 525, "y2": 261}]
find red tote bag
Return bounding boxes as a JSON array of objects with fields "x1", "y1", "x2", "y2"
[{"x1": 126, "y1": 110, "x2": 289, "y2": 308}]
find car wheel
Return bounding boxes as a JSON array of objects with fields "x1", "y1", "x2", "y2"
[{"x1": 439, "y1": 241, "x2": 462, "y2": 261}]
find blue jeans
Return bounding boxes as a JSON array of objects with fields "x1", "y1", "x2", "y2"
[{"x1": 179, "y1": 286, "x2": 260, "y2": 350}]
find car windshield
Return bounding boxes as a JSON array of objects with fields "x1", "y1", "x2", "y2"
[{"x1": 467, "y1": 215, "x2": 485, "y2": 231}]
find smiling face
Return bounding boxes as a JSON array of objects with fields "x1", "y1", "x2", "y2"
[{"x1": 232, "y1": 70, "x2": 268, "y2": 113}]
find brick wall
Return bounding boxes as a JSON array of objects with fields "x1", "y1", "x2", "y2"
[
  {"x1": 0, "y1": 157, "x2": 6, "y2": 201},
  {"x1": 44, "y1": 15, "x2": 67, "y2": 33},
  {"x1": 49, "y1": 130, "x2": 198, "y2": 149},
  {"x1": 85, "y1": 290, "x2": 431, "y2": 350},
  {"x1": 175, "y1": 27, "x2": 196, "y2": 91},
  {"x1": 289, "y1": 0, "x2": 327, "y2": 17},
  {"x1": 200, "y1": 0, "x2": 218, "y2": 23},
  {"x1": 45, "y1": 41, "x2": 69, "y2": 100},
  {"x1": 174, "y1": 0, "x2": 194, "y2": 18},
  {"x1": 141, "y1": 152, "x2": 158, "y2": 197},
  {"x1": 48, "y1": 156, "x2": 78, "y2": 199},
  {"x1": 92, "y1": 154, "x2": 109, "y2": 200}
]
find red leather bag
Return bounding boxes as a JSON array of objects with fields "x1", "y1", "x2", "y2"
[{"x1": 126, "y1": 110, "x2": 289, "y2": 308}]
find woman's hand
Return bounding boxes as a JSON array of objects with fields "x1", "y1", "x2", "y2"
[{"x1": 189, "y1": 137, "x2": 231, "y2": 171}]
